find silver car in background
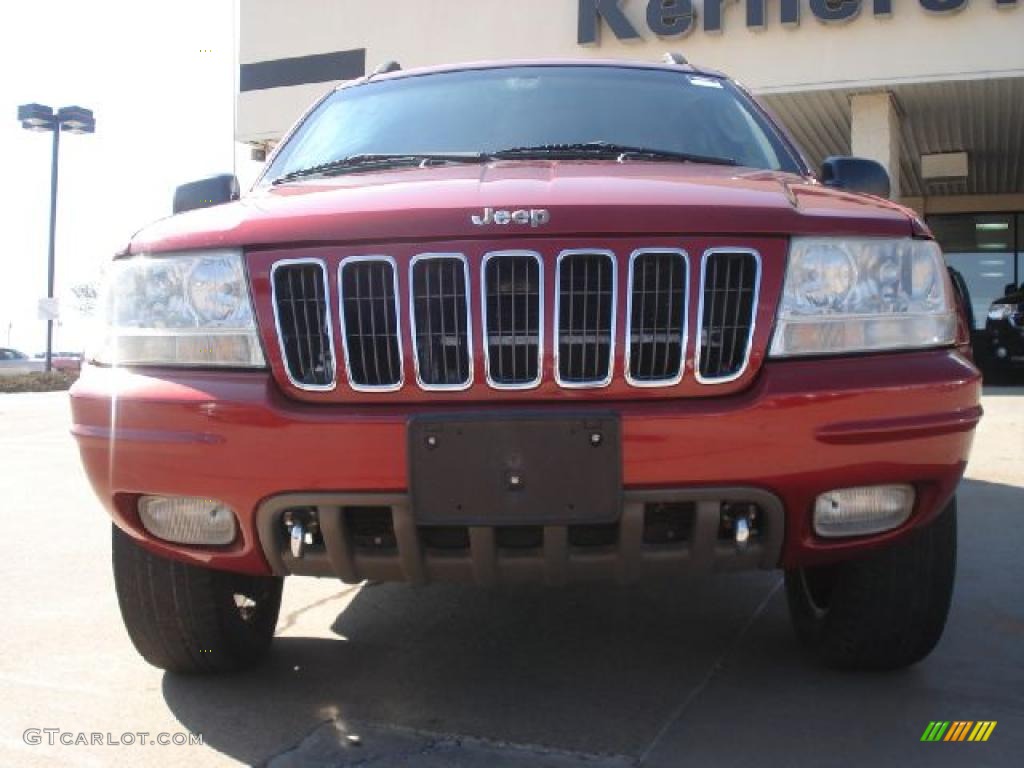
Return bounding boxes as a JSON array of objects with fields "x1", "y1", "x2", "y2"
[{"x1": 0, "y1": 348, "x2": 45, "y2": 376}]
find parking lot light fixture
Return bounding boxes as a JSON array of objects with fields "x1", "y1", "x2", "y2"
[
  {"x1": 17, "y1": 103, "x2": 56, "y2": 132},
  {"x1": 56, "y1": 106, "x2": 96, "y2": 134},
  {"x1": 16, "y1": 102, "x2": 96, "y2": 371}
]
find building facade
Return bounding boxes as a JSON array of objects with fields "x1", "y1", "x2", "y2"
[{"x1": 238, "y1": 0, "x2": 1024, "y2": 326}]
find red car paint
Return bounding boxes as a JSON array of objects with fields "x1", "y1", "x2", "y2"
[
  {"x1": 71, "y1": 347, "x2": 979, "y2": 576},
  {"x1": 71, "y1": 72, "x2": 981, "y2": 578},
  {"x1": 131, "y1": 163, "x2": 915, "y2": 256}
]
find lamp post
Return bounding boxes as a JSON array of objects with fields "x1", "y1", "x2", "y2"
[{"x1": 17, "y1": 103, "x2": 95, "y2": 372}]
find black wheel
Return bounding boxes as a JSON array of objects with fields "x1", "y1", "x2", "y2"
[
  {"x1": 785, "y1": 497, "x2": 957, "y2": 671},
  {"x1": 112, "y1": 524, "x2": 283, "y2": 673}
]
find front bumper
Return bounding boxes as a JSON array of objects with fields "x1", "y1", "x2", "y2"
[{"x1": 70, "y1": 349, "x2": 981, "y2": 579}]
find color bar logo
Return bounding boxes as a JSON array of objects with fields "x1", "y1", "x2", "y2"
[{"x1": 921, "y1": 721, "x2": 997, "y2": 742}]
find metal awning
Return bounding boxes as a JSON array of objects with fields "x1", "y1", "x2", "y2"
[{"x1": 761, "y1": 77, "x2": 1024, "y2": 198}]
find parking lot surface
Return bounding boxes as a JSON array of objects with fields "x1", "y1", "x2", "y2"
[{"x1": 0, "y1": 388, "x2": 1021, "y2": 767}]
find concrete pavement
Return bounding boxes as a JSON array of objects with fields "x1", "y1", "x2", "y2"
[{"x1": 0, "y1": 388, "x2": 1021, "y2": 767}]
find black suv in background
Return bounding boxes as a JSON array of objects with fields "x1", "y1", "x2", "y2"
[{"x1": 985, "y1": 285, "x2": 1024, "y2": 380}]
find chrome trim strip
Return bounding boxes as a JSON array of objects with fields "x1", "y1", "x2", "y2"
[
  {"x1": 338, "y1": 255, "x2": 404, "y2": 393},
  {"x1": 269, "y1": 258, "x2": 337, "y2": 392},
  {"x1": 695, "y1": 247, "x2": 762, "y2": 385},
  {"x1": 408, "y1": 253, "x2": 474, "y2": 392},
  {"x1": 554, "y1": 249, "x2": 617, "y2": 389},
  {"x1": 480, "y1": 250, "x2": 544, "y2": 391},
  {"x1": 624, "y1": 248, "x2": 689, "y2": 389}
]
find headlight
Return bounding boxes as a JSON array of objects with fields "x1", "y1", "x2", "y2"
[
  {"x1": 770, "y1": 238, "x2": 956, "y2": 357},
  {"x1": 90, "y1": 249, "x2": 266, "y2": 367},
  {"x1": 987, "y1": 304, "x2": 1013, "y2": 322}
]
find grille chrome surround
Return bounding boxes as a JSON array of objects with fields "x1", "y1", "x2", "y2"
[
  {"x1": 481, "y1": 250, "x2": 544, "y2": 390},
  {"x1": 267, "y1": 246, "x2": 764, "y2": 395},
  {"x1": 554, "y1": 250, "x2": 617, "y2": 389},
  {"x1": 409, "y1": 253, "x2": 474, "y2": 391},
  {"x1": 695, "y1": 248, "x2": 762, "y2": 385},
  {"x1": 338, "y1": 255, "x2": 404, "y2": 392},
  {"x1": 270, "y1": 258, "x2": 337, "y2": 392},
  {"x1": 625, "y1": 248, "x2": 690, "y2": 388}
]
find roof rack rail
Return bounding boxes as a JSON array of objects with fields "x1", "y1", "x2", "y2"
[
  {"x1": 663, "y1": 52, "x2": 689, "y2": 66},
  {"x1": 370, "y1": 61, "x2": 402, "y2": 77}
]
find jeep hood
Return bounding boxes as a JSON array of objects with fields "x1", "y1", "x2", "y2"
[{"x1": 129, "y1": 161, "x2": 916, "y2": 254}]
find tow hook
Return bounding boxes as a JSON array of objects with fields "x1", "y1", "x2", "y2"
[
  {"x1": 734, "y1": 515, "x2": 751, "y2": 550},
  {"x1": 289, "y1": 520, "x2": 306, "y2": 559},
  {"x1": 283, "y1": 509, "x2": 319, "y2": 559},
  {"x1": 720, "y1": 503, "x2": 760, "y2": 551}
]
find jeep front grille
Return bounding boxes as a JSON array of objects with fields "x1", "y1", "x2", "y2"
[
  {"x1": 482, "y1": 251, "x2": 543, "y2": 388},
  {"x1": 271, "y1": 260, "x2": 336, "y2": 390},
  {"x1": 697, "y1": 249, "x2": 760, "y2": 382},
  {"x1": 410, "y1": 254, "x2": 473, "y2": 389},
  {"x1": 267, "y1": 246, "x2": 764, "y2": 393},
  {"x1": 556, "y1": 250, "x2": 616, "y2": 387},
  {"x1": 339, "y1": 257, "x2": 403, "y2": 390},
  {"x1": 626, "y1": 249, "x2": 688, "y2": 386}
]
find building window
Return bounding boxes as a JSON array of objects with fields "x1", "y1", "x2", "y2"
[
  {"x1": 1018, "y1": 213, "x2": 1024, "y2": 297},
  {"x1": 929, "y1": 213, "x2": 1019, "y2": 330}
]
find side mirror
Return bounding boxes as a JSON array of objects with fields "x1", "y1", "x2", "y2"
[
  {"x1": 173, "y1": 174, "x2": 240, "y2": 214},
  {"x1": 820, "y1": 156, "x2": 891, "y2": 199}
]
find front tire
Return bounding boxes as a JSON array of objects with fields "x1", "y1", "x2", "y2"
[
  {"x1": 112, "y1": 525, "x2": 283, "y2": 673},
  {"x1": 785, "y1": 497, "x2": 957, "y2": 670}
]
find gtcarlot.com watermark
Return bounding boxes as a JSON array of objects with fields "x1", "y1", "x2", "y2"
[{"x1": 24, "y1": 729, "x2": 202, "y2": 747}]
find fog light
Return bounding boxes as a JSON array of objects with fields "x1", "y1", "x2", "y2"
[
  {"x1": 138, "y1": 496, "x2": 237, "y2": 546},
  {"x1": 813, "y1": 485, "x2": 914, "y2": 538}
]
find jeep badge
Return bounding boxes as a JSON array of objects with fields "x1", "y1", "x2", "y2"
[{"x1": 471, "y1": 207, "x2": 551, "y2": 228}]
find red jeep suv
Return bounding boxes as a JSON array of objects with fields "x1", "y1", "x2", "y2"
[{"x1": 71, "y1": 59, "x2": 981, "y2": 674}]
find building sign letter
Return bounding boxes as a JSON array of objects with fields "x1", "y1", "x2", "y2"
[
  {"x1": 647, "y1": 0, "x2": 697, "y2": 36},
  {"x1": 578, "y1": 0, "x2": 1019, "y2": 44},
  {"x1": 919, "y1": 0, "x2": 967, "y2": 11},
  {"x1": 746, "y1": 0, "x2": 801, "y2": 28},
  {"x1": 810, "y1": 0, "x2": 862, "y2": 23},
  {"x1": 578, "y1": 0, "x2": 642, "y2": 44}
]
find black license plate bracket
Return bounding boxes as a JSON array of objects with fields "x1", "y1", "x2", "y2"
[{"x1": 408, "y1": 412, "x2": 622, "y2": 526}]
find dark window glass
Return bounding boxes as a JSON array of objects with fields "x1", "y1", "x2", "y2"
[
  {"x1": 266, "y1": 66, "x2": 801, "y2": 180},
  {"x1": 1018, "y1": 213, "x2": 1024, "y2": 293},
  {"x1": 929, "y1": 214, "x2": 1016, "y2": 254},
  {"x1": 929, "y1": 213, "x2": 1018, "y2": 329}
]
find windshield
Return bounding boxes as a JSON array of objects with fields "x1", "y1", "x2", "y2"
[{"x1": 265, "y1": 66, "x2": 802, "y2": 182}]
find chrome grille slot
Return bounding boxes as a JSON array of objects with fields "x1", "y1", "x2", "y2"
[
  {"x1": 698, "y1": 249, "x2": 760, "y2": 383},
  {"x1": 626, "y1": 249, "x2": 688, "y2": 386},
  {"x1": 271, "y1": 260, "x2": 336, "y2": 390},
  {"x1": 410, "y1": 254, "x2": 472, "y2": 389},
  {"x1": 482, "y1": 251, "x2": 543, "y2": 388},
  {"x1": 339, "y1": 257, "x2": 403, "y2": 390},
  {"x1": 556, "y1": 250, "x2": 616, "y2": 387}
]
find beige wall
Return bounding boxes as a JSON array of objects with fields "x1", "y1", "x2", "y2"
[
  {"x1": 903, "y1": 194, "x2": 1024, "y2": 216},
  {"x1": 238, "y1": 0, "x2": 1024, "y2": 143}
]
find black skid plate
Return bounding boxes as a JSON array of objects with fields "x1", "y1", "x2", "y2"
[{"x1": 408, "y1": 412, "x2": 622, "y2": 526}]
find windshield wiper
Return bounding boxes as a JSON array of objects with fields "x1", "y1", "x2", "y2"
[
  {"x1": 491, "y1": 142, "x2": 737, "y2": 166},
  {"x1": 272, "y1": 152, "x2": 488, "y2": 184}
]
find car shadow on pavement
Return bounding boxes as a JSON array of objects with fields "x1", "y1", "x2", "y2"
[{"x1": 160, "y1": 477, "x2": 1024, "y2": 766}]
